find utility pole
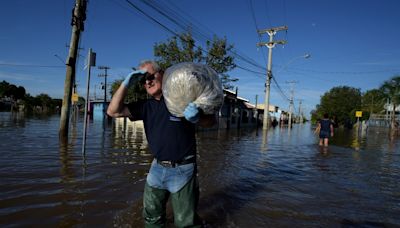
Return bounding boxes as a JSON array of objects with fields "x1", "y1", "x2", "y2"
[
  {"x1": 59, "y1": 0, "x2": 87, "y2": 140},
  {"x1": 98, "y1": 66, "x2": 110, "y2": 117},
  {"x1": 286, "y1": 80, "x2": 298, "y2": 129},
  {"x1": 257, "y1": 26, "x2": 287, "y2": 130},
  {"x1": 255, "y1": 94, "x2": 258, "y2": 126},
  {"x1": 82, "y1": 48, "x2": 96, "y2": 155},
  {"x1": 298, "y1": 99, "x2": 303, "y2": 123}
]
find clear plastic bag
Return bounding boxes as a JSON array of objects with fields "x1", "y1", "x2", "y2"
[{"x1": 162, "y1": 62, "x2": 223, "y2": 117}]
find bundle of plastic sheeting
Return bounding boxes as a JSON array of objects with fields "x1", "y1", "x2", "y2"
[{"x1": 162, "y1": 62, "x2": 223, "y2": 117}]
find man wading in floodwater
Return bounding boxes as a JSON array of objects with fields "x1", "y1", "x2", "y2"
[{"x1": 107, "y1": 60, "x2": 215, "y2": 227}]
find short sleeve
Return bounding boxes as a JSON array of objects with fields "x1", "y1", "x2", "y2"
[{"x1": 127, "y1": 100, "x2": 145, "y2": 121}]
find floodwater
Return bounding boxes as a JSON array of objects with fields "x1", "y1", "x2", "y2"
[{"x1": 0, "y1": 112, "x2": 399, "y2": 227}]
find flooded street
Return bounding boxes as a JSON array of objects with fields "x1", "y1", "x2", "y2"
[{"x1": 0, "y1": 112, "x2": 399, "y2": 227}]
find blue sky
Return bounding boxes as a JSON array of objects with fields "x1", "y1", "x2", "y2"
[{"x1": 1, "y1": 0, "x2": 399, "y2": 117}]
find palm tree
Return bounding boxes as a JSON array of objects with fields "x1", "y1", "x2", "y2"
[{"x1": 380, "y1": 76, "x2": 400, "y2": 128}]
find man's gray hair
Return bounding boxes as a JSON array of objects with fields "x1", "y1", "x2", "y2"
[{"x1": 139, "y1": 60, "x2": 161, "y2": 72}]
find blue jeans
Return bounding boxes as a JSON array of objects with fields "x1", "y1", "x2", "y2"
[
  {"x1": 143, "y1": 159, "x2": 201, "y2": 227},
  {"x1": 146, "y1": 159, "x2": 195, "y2": 193}
]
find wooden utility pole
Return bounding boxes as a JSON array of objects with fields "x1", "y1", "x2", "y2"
[
  {"x1": 257, "y1": 26, "x2": 287, "y2": 130},
  {"x1": 59, "y1": 0, "x2": 87, "y2": 140}
]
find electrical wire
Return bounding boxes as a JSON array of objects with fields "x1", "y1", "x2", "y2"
[
  {"x1": 157, "y1": 0, "x2": 292, "y2": 102},
  {"x1": 248, "y1": 0, "x2": 291, "y2": 103},
  {"x1": 285, "y1": 66, "x2": 399, "y2": 75},
  {"x1": 0, "y1": 63, "x2": 64, "y2": 68},
  {"x1": 128, "y1": 0, "x2": 267, "y2": 72},
  {"x1": 121, "y1": 0, "x2": 295, "y2": 106},
  {"x1": 122, "y1": 0, "x2": 269, "y2": 76},
  {"x1": 248, "y1": 0, "x2": 268, "y2": 65}
]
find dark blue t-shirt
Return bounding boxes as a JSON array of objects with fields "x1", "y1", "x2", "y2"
[
  {"x1": 320, "y1": 119, "x2": 332, "y2": 132},
  {"x1": 127, "y1": 97, "x2": 196, "y2": 161}
]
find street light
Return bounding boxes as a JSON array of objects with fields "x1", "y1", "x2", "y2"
[
  {"x1": 280, "y1": 54, "x2": 311, "y2": 129},
  {"x1": 276, "y1": 53, "x2": 311, "y2": 74}
]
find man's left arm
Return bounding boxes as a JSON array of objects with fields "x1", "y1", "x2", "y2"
[{"x1": 183, "y1": 103, "x2": 216, "y2": 128}]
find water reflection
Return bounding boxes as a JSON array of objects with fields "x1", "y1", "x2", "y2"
[{"x1": 0, "y1": 112, "x2": 399, "y2": 227}]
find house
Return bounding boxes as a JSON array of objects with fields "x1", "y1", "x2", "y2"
[
  {"x1": 217, "y1": 89, "x2": 279, "y2": 129},
  {"x1": 89, "y1": 100, "x2": 110, "y2": 121}
]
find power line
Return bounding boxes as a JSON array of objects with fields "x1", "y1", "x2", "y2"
[
  {"x1": 159, "y1": 0, "x2": 265, "y2": 71},
  {"x1": 285, "y1": 67, "x2": 400, "y2": 75},
  {"x1": 0, "y1": 63, "x2": 64, "y2": 68},
  {"x1": 272, "y1": 76, "x2": 290, "y2": 101},
  {"x1": 124, "y1": 0, "x2": 178, "y2": 36},
  {"x1": 247, "y1": 0, "x2": 292, "y2": 103},
  {"x1": 263, "y1": 0, "x2": 273, "y2": 28},
  {"x1": 143, "y1": 0, "x2": 293, "y2": 100},
  {"x1": 122, "y1": 0, "x2": 268, "y2": 76},
  {"x1": 124, "y1": 0, "x2": 267, "y2": 72},
  {"x1": 235, "y1": 65, "x2": 264, "y2": 76},
  {"x1": 248, "y1": 0, "x2": 268, "y2": 65},
  {"x1": 121, "y1": 0, "x2": 293, "y2": 108}
]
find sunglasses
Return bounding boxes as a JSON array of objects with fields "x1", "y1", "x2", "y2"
[{"x1": 140, "y1": 72, "x2": 156, "y2": 84}]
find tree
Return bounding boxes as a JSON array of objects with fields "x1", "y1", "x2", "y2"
[
  {"x1": 15, "y1": 86, "x2": 26, "y2": 100},
  {"x1": 0, "y1": 80, "x2": 10, "y2": 97},
  {"x1": 204, "y1": 35, "x2": 236, "y2": 89},
  {"x1": 154, "y1": 32, "x2": 203, "y2": 70},
  {"x1": 110, "y1": 79, "x2": 147, "y2": 103},
  {"x1": 380, "y1": 76, "x2": 400, "y2": 128},
  {"x1": 36, "y1": 93, "x2": 53, "y2": 113},
  {"x1": 361, "y1": 89, "x2": 386, "y2": 119},
  {"x1": 0, "y1": 81, "x2": 26, "y2": 100},
  {"x1": 154, "y1": 31, "x2": 236, "y2": 89},
  {"x1": 315, "y1": 86, "x2": 362, "y2": 124}
]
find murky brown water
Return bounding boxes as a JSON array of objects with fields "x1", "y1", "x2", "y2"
[{"x1": 0, "y1": 112, "x2": 399, "y2": 227}]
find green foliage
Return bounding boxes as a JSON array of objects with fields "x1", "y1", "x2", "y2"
[
  {"x1": 110, "y1": 32, "x2": 238, "y2": 100},
  {"x1": 315, "y1": 86, "x2": 362, "y2": 124},
  {"x1": 154, "y1": 31, "x2": 236, "y2": 89},
  {"x1": 154, "y1": 32, "x2": 203, "y2": 70},
  {"x1": 0, "y1": 80, "x2": 26, "y2": 100},
  {"x1": 77, "y1": 96, "x2": 85, "y2": 107},
  {"x1": 311, "y1": 76, "x2": 400, "y2": 127},
  {"x1": 0, "y1": 80, "x2": 60, "y2": 114},
  {"x1": 205, "y1": 36, "x2": 236, "y2": 89},
  {"x1": 22, "y1": 93, "x2": 60, "y2": 114},
  {"x1": 361, "y1": 89, "x2": 386, "y2": 119},
  {"x1": 109, "y1": 79, "x2": 147, "y2": 103},
  {"x1": 380, "y1": 75, "x2": 400, "y2": 106},
  {"x1": 379, "y1": 75, "x2": 400, "y2": 127}
]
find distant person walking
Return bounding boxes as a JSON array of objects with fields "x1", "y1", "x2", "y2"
[{"x1": 318, "y1": 113, "x2": 334, "y2": 146}]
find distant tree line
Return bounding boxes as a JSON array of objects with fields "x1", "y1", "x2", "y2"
[
  {"x1": 0, "y1": 80, "x2": 62, "y2": 114},
  {"x1": 312, "y1": 75, "x2": 400, "y2": 128}
]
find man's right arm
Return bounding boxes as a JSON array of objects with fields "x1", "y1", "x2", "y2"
[
  {"x1": 107, "y1": 85, "x2": 132, "y2": 118},
  {"x1": 107, "y1": 69, "x2": 146, "y2": 118}
]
